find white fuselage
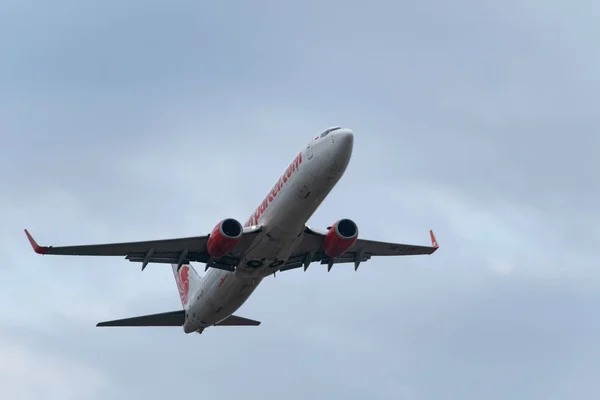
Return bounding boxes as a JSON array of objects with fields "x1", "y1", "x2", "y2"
[{"x1": 183, "y1": 128, "x2": 354, "y2": 333}]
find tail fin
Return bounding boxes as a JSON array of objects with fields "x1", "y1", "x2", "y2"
[{"x1": 171, "y1": 263, "x2": 202, "y2": 308}]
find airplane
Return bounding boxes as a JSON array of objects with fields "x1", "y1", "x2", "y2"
[{"x1": 24, "y1": 127, "x2": 439, "y2": 334}]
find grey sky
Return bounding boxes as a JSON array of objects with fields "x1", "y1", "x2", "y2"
[{"x1": 1, "y1": 0, "x2": 599, "y2": 399}]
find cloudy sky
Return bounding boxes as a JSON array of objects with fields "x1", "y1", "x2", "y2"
[{"x1": 1, "y1": 0, "x2": 599, "y2": 399}]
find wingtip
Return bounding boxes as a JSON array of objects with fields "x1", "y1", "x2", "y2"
[
  {"x1": 24, "y1": 229, "x2": 49, "y2": 255},
  {"x1": 429, "y1": 229, "x2": 439, "y2": 249}
]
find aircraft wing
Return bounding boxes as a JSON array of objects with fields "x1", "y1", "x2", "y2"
[
  {"x1": 24, "y1": 225, "x2": 263, "y2": 271},
  {"x1": 280, "y1": 226, "x2": 439, "y2": 272}
]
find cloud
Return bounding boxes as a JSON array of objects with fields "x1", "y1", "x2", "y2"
[
  {"x1": 0, "y1": 334, "x2": 107, "y2": 399},
  {"x1": 0, "y1": 0, "x2": 599, "y2": 399}
]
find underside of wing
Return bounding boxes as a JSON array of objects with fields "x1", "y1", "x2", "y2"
[
  {"x1": 280, "y1": 225, "x2": 439, "y2": 272},
  {"x1": 24, "y1": 224, "x2": 263, "y2": 270},
  {"x1": 97, "y1": 310, "x2": 185, "y2": 327}
]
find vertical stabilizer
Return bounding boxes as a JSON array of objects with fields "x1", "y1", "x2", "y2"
[{"x1": 171, "y1": 264, "x2": 202, "y2": 308}]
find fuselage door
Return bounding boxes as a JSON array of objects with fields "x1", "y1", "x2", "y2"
[{"x1": 306, "y1": 141, "x2": 314, "y2": 160}]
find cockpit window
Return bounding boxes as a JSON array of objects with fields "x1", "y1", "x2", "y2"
[{"x1": 320, "y1": 126, "x2": 341, "y2": 138}]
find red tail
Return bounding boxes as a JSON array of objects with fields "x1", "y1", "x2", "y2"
[{"x1": 171, "y1": 264, "x2": 201, "y2": 307}]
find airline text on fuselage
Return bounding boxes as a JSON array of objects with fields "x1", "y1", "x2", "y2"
[{"x1": 244, "y1": 152, "x2": 303, "y2": 227}]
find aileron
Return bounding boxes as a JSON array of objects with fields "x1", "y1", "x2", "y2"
[
  {"x1": 279, "y1": 228, "x2": 438, "y2": 273},
  {"x1": 25, "y1": 229, "x2": 207, "y2": 256},
  {"x1": 23, "y1": 224, "x2": 264, "y2": 270}
]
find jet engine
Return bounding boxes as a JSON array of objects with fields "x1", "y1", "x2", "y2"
[
  {"x1": 322, "y1": 218, "x2": 359, "y2": 258},
  {"x1": 206, "y1": 218, "x2": 244, "y2": 258}
]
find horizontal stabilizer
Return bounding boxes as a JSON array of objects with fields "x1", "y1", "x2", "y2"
[
  {"x1": 97, "y1": 310, "x2": 184, "y2": 327},
  {"x1": 96, "y1": 310, "x2": 260, "y2": 328},
  {"x1": 215, "y1": 314, "x2": 261, "y2": 326}
]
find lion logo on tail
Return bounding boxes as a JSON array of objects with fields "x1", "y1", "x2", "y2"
[{"x1": 177, "y1": 265, "x2": 190, "y2": 305}]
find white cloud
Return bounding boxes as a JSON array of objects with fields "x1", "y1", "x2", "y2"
[
  {"x1": 0, "y1": 0, "x2": 599, "y2": 399},
  {"x1": 0, "y1": 336, "x2": 107, "y2": 400},
  {"x1": 489, "y1": 259, "x2": 515, "y2": 276}
]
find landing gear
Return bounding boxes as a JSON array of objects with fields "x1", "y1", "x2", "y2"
[{"x1": 246, "y1": 260, "x2": 263, "y2": 268}]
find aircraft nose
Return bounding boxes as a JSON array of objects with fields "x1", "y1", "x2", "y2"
[{"x1": 333, "y1": 129, "x2": 354, "y2": 154}]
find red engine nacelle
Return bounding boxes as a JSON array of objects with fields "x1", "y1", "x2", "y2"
[
  {"x1": 323, "y1": 219, "x2": 359, "y2": 257},
  {"x1": 206, "y1": 218, "x2": 244, "y2": 258}
]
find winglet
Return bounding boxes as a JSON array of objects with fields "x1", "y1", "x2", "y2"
[
  {"x1": 24, "y1": 229, "x2": 49, "y2": 255},
  {"x1": 429, "y1": 230, "x2": 439, "y2": 251}
]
